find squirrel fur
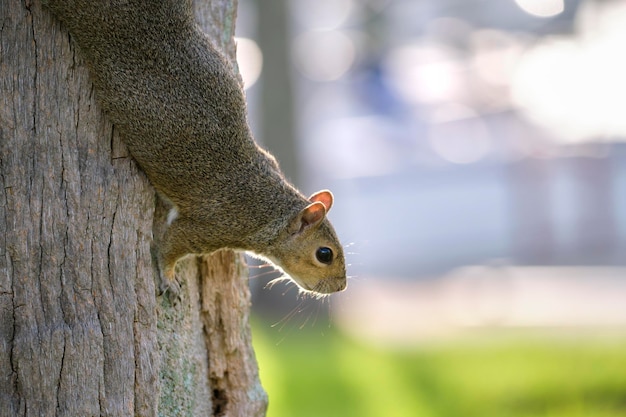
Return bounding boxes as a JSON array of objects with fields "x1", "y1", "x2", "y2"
[{"x1": 45, "y1": 0, "x2": 347, "y2": 295}]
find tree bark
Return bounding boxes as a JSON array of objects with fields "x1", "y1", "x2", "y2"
[{"x1": 0, "y1": 0, "x2": 267, "y2": 416}]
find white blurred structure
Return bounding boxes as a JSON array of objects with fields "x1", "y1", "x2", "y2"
[{"x1": 336, "y1": 266, "x2": 626, "y2": 344}]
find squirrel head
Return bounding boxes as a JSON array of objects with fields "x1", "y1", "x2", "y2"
[{"x1": 266, "y1": 190, "x2": 347, "y2": 295}]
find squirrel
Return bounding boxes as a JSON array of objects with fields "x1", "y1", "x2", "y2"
[{"x1": 45, "y1": 0, "x2": 347, "y2": 295}]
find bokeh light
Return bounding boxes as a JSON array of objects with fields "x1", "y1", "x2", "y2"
[
  {"x1": 383, "y1": 42, "x2": 464, "y2": 104},
  {"x1": 514, "y1": 0, "x2": 565, "y2": 18},
  {"x1": 292, "y1": 29, "x2": 356, "y2": 81},
  {"x1": 471, "y1": 29, "x2": 523, "y2": 87},
  {"x1": 512, "y1": 2, "x2": 626, "y2": 143},
  {"x1": 235, "y1": 37, "x2": 263, "y2": 89},
  {"x1": 291, "y1": 0, "x2": 354, "y2": 29}
]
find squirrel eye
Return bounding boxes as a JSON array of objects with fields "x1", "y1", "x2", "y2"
[{"x1": 315, "y1": 247, "x2": 333, "y2": 265}]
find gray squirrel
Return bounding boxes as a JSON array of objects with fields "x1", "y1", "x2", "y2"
[{"x1": 45, "y1": 0, "x2": 347, "y2": 295}]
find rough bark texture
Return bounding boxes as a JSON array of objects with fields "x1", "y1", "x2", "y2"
[
  {"x1": 0, "y1": 0, "x2": 267, "y2": 416},
  {"x1": 200, "y1": 251, "x2": 266, "y2": 417}
]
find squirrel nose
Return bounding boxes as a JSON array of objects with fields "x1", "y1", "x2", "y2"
[{"x1": 328, "y1": 276, "x2": 347, "y2": 293}]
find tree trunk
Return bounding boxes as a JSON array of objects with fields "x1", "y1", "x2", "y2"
[
  {"x1": 0, "y1": 0, "x2": 267, "y2": 416},
  {"x1": 255, "y1": 0, "x2": 299, "y2": 186}
]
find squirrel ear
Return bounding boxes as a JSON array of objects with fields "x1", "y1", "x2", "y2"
[
  {"x1": 290, "y1": 201, "x2": 327, "y2": 234},
  {"x1": 308, "y1": 190, "x2": 334, "y2": 212}
]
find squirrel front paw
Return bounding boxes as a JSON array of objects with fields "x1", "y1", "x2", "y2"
[
  {"x1": 157, "y1": 264, "x2": 182, "y2": 303},
  {"x1": 152, "y1": 215, "x2": 192, "y2": 304}
]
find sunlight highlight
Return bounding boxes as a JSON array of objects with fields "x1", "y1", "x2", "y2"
[
  {"x1": 510, "y1": 1, "x2": 626, "y2": 143},
  {"x1": 235, "y1": 37, "x2": 263, "y2": 89},
  {"x1": 514, "y1": 0, "x2": 564, "y2": 18},
  {"x1": 383, "y1": 42, "x2": 463, "y2": 104}
]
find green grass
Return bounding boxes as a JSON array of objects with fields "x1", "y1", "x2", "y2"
[{"x1": 251, "y1": 323, "x2": 626, "y2": 417}]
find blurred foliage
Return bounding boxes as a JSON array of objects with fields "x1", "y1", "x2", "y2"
[{"x1": 252, "y1": 322, "x2": 626, "y2": 417}]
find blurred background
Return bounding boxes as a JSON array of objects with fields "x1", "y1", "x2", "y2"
[{"x1": 233, "y1": 0, "x2": 626, "y2": 416}]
